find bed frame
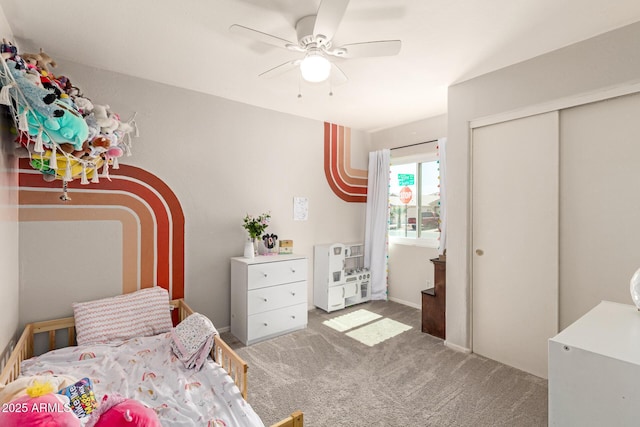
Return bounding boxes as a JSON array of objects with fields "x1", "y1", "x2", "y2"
[{"x1": 0, "y1": 298, "x2": 303, "y2": 427}]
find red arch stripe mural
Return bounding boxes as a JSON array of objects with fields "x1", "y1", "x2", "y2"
[
  {"x1": 18, "y1": 159, "x2": 185, "y2": 299},
  {"x1": 324, "y1": 122, "x2": 368, "y2": 203}
]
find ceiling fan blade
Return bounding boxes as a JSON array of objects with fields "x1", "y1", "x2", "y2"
[
  {"x1": 229, "y1": 24, "x2": 294, "y2": 49},
  {"x1": 330, "y1": 62, "x2": 348, "y2": 86},
  {"x1": 313, "y1": 0, "x2": 350, "y2": 43},
  {"x1": 339, "y1": 40, "x2": 401, "y2": 58},
  {"x1": 258, "y1": 60, "x2": 300, "y2": 79}
]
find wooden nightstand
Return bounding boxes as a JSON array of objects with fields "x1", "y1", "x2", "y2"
[{"x1": 421, "y1": 257, "x2": 446, "y2": 339}]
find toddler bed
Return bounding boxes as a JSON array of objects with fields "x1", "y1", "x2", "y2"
[{"x1": 0, "y1": 293, "x2": 303, "y2": 427}]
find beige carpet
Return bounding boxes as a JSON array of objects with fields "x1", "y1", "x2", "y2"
[{"x1": 221, "y1": 301, "x2": 548, "y2": 427}]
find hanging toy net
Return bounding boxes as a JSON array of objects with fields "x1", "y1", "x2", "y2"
[{"x1": 0, "y1": 39, "x2": 138, "y2": 190}]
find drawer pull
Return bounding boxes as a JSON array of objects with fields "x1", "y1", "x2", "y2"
[
  {"x1": 263, "y1": 298, "x2": 268, "y2": 302},
  {"x1": 291, "y1": 292, "x2": 296, "y2": 296},
  {"x1": 263, "y1": 323, "x2": 268, "y2": 326},
  {"x1": 291, "y1": 315, "x2": 296, "y2": 319},
  {"x1": 291, "y1": 268, "x2": 296, "y2": 273},
  {"x1": 263, "y1": 273, "x2": 268, "y2": 277}
]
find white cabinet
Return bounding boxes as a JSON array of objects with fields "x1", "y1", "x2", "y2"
[
  {"x1": 549, "y1": 301, "x2": 640, "y2": 426},
  {"x1": 230, "y1": 255, "x2": 308, "y2": 345},
  {"x1": 314, "y1": 243, "x2": 371, "y2": 312}
]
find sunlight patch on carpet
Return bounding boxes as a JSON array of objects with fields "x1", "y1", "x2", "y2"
[
  {"x1": 345, "y1": 318, "x2": 412, "y2": 347},
  {"x1": 322, "y1": 309, "x2": 382, "y2": 332}
]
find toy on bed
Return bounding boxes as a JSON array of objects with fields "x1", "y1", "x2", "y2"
[
  {"x1": 0, "y1": 380, "x2": 81, "y2": 427},
  {"x1": 86, "y1": 394, "x2": 161, "y2": 427},
  {"x1": 0, "y1": 378, "x2": 160, "y2": 427},
  {"x1": 57, "y1": 377, "x2": 98, "y2": 419}
]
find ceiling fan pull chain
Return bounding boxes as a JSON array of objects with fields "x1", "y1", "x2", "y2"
[{"x1": 297, "y1": 74, "x2": 303, "y2": 98}]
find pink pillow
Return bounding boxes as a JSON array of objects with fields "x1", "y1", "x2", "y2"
[{"x1": 73, "y1": 287, "x2": 173, "y2": 345}]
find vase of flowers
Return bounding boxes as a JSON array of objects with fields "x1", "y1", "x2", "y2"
[
  {"x1": 243, "y1": 238, "x2": 254, "y2": 259},
  {"x1": 242, "y1": 212, "x2": 271, "y2": 257}
]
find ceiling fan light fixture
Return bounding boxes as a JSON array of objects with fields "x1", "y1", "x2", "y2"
[{"x1": 300, "y1": 51, "x2": 331, "y2": 82}]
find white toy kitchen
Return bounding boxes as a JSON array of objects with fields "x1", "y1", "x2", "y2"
[{"x1": 313, "y1": 243, "x2": 371, "y2": 312}]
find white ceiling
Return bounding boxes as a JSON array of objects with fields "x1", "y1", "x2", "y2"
[{"x1": 2, "y1": 0, "x2": 640, "y2": 132}]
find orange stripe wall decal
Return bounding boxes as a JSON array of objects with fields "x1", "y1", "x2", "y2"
[
  {"x1": 18, "y1": 159, "x2": 185, "y2": 299},
  {"x1": 323, "y1": 122, "x2": 368, "y2": 203}
]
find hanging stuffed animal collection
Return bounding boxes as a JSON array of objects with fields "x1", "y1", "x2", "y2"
[{"x1": 0, "y1": 39, "x2": 138, "y2": 185}]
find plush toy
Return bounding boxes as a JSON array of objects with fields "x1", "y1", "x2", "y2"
[
  {"x1": 7, "y1": 60, "x2": 65, "y2": 119},
  {"x1": 60, "y1": 140, "x2": 91, "y2": 158},
  {"x1": 52, "y1": 75, "x2": 72, "y2": 94},
  {"x1": 89, "y1": 136, "x2": 111, "y2": 155},
  {"x1": 74, "y1": 95, "x2": 94, "y2": 115},
  {"x1": 117, "y1": 120, "x2": 135, "y2": 134},
  {"x1": 0, "y1": 380, "x2": 81, "y2": 427},
  {"x1": 262, "y1": 233, "x2": 278, "y2": 250},
  {"x1": 19, "y1": 96, "x2": 89, "y2": 150},
  {"x1": 84, "y1": 113, "x2": 101, "y2": 141},
  {"x1": 39, "y1": 71, "x2": 64, "y2": 99},
  {"x1": 92, "y1": 104, "x2": 119, "y2": 134},
  {"x1": 23, "y1": 70, "x2": 43, "y2": 88},
  {"x1": 22, "y1": 48, "x2": 57, "y2": 73},
  {"x1": 107, "y1": 145, "x2": 124, "y2": 158},
  {"x1": 85, "y1": 394, "x2": 161, "y2": 427},
  {"x1": 73, "y1": 141, "x2": 92, "y2": 158},
  {"x1": 0, "y1": 38, "x2": 17, "y2": 59}
]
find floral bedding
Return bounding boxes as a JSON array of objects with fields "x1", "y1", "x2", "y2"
[{"x1": 20, "y1": 332, "x2": 265, "y2": 427}]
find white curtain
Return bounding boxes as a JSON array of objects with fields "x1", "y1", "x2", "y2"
[
  {"x1": 364, "y1": 149, "x2": 390, "y2": 300},
  {"x1": 437, "y1": 137, "x2": 447, "y2": 255}
]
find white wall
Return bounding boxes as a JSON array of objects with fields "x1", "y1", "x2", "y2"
[
  {"x1": 371, "y1": 115, "x2": 446, "y2": 308},
  {"x1": 16, "y1": 58, "x2": 369, "y2": 329},
  {"x1": 0, "y1": 8, "x2": 18, "y2": 364},
  {"x1": 19, "y1": 221, "x2": 123, "y2": 326},
  {"x1": 447, "y1": 21, "x2": 640, "y2": 350}
]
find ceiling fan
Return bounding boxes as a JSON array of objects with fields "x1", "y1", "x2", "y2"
[{"x1": 229, "y1": 0, "x2": 401, "y2": 85}]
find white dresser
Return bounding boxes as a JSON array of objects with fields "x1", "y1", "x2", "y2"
[
  {"x1": 549, "y1": 301, "x2": 640, "y2": 426},
  {"x1": 230, "y1": 254, "x2": 308, "y2": 345}
]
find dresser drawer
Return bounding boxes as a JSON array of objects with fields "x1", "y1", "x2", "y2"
[
  {"x1": 247, "y1": 258, "x2": 307, "y2": 289},
  {"x1": 247, "y1": 281, "x2": 307, "y2": 315},
  {"x1": 247, "y1": 303, "x2": 307, "y2": 342}
]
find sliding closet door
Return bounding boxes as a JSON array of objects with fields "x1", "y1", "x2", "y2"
[
  {"x1": 472, "y1": 112, "x2": 558, "y2": 379},
  {"x1": 560, "y1": 92, "x2": 640, "y2": 329}
]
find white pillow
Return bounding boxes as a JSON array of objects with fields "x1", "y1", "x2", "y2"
[{"x1": 73, "y1": 287, "x2": 173, "y2": 346}]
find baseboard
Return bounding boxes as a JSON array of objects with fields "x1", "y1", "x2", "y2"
[
  {"x1": 217, "y1": 325, "x2": 230, "y2": 333},
  {"x1": 388, "y1": 296, "x2": 421, "y2": 310},
  {"x1": 444, "y1": 340, "x2": 471, "y2": 354}
]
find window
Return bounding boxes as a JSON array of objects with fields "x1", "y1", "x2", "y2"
[{"x1": 389, "y1": 158, "x2": 440, "y2": 246}]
